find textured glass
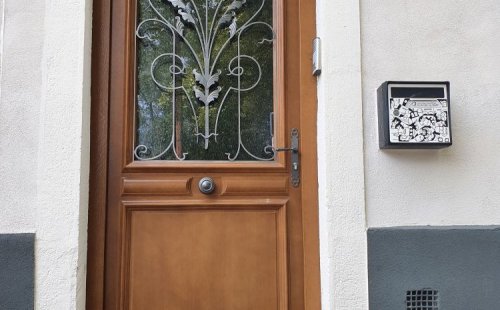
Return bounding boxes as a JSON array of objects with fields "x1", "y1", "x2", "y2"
[{"x1": 135, "y1": 0, "x2": 275, "y2": 161}]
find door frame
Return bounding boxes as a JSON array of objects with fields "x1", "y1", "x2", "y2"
[{"x1": 86, "y1": 0, "x2": 321, "y2": 308}]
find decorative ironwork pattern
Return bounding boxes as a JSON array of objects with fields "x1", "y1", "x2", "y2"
[{"x1": 134, "y1": 0, "x2": 275, "y2": 161}]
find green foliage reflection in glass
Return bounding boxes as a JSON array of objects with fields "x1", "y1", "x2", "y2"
[{"x1": 135, "y1": 0, "x2": 275, "y2": 161}]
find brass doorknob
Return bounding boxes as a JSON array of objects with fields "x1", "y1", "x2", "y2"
[{"x1": 199, "y1": 177, "x2": 216, "y2": 194}]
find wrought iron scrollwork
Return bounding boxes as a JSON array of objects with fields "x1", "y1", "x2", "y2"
[{"x1": 134, "y1": 0, "x2": 275, "y2": 161}]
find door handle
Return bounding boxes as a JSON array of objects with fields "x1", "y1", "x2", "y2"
[
  {"x1": 274, "y1": 128, "x2": 300, "y2": 187},
  {"x1": 274, "y1": 147, "x2": 298, "y2": 153}
]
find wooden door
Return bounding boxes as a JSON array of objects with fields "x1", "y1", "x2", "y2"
[{"x1": 87, "y1": 0, "x2": 320, "y2": 309}]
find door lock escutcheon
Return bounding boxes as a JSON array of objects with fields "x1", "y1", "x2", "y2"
[{"x1": 274, "y1": 128, "x2": 300, "y2": 187}]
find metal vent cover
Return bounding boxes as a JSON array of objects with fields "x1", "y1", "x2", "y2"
[{"x1": 406, "y1": 289, "x2": 439, "y2": 310}]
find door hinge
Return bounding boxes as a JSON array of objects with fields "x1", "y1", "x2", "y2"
[
  {"x1": 312, "y1": 37, "x2": 322, "y2": 76},
  {"x1": 274, "y1": 128, "x2": 300, "y2": 187}
]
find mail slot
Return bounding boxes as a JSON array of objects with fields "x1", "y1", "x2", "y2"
[{"x1": 377, "y1": 81, "x2": 452, "y2": 149}]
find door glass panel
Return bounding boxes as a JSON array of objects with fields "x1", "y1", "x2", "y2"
[{"x1": 135, "y1": 0, "x2": 275, "y2": 161}]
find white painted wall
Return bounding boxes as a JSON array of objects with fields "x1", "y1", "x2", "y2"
[
  {"x1": 316, "y1": 0, "x2": 368, "y2": 309},
  {"x1": 0, "y1": 0, "x2": 91, "y2": 309},
  {"x1": 0, "y1": 0, "x2": 43, "y2": 234},
  {"x1": 36, "y1": 0, "x2": 92, "y2": 308},
  {"x1": 361, "y1": 0, "x2": 500, "y2": 227}
]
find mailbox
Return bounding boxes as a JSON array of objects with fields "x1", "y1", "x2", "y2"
[{"x1": 378, "y1": 81, "x2": 452, "y2": 149}]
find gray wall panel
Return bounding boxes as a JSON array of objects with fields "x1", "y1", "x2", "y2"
[
  {"x1": 0, "y1": 234, "x2": 34, "y2": 309},
  {"x1": 368, "y1": 227, "x2": 500, "y2": 310}
]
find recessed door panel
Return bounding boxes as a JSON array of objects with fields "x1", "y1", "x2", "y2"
[{"x1": 125, "y1": 203, "x2": 287, "y2": 310}]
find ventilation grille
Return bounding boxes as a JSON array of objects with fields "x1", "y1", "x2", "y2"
[{"x1": 406, "y1": 289, "x2": 439, "y2": 310}]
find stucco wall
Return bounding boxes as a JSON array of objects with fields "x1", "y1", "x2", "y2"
[
  {"x1": 0, "y1": 0, "x2": 91, "y2": 309},
  {"x1": 36, "y1": 0, "x2": 92, "y2": 308},
  {"x1": 0, "y1": 0, "x2": 43, "y2": 234},
  {"x1": 361, "y1": 0, "x2": 500, "y2": 227},
  {"x1": 316, "y1": 0, "x2": 369, "y2": 309}
]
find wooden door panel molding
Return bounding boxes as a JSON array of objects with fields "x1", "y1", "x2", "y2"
[
  {"x1": 123, "y1": 160, "x2": 288, "y2": 173},
  {"x1": 122, "y1": 199, "x2": 290, "y2": 208},
  {"x1": 220, "y1": 176, "x2": 289, "y2": 196},
  {"x1": 121, "y1": 177, "x2": 193, "y2": 196},
  {"x1": 122, "y1": 175, "x2": 289, "y2": 198},
  {"x1": 122, "y1": 201, "x2": 288, "y2": 310},
  {"x1": 87, "y1": 0, "x2": 111, "y2": 307},
  {"x1": 296, "y1": 0, "x2": 321, "y2": 307}
]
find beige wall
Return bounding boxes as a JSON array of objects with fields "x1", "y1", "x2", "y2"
[
  {"x1": 361, "y1": 0, "x2": 500, "y2": 227},
  {"x1": 317, "y1": 0, "x2": 500, "y2": 309}
]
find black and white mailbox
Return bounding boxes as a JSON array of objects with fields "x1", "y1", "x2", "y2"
[{"x1": 378, "y1": 81, "x2": 452, "y2": 149}]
